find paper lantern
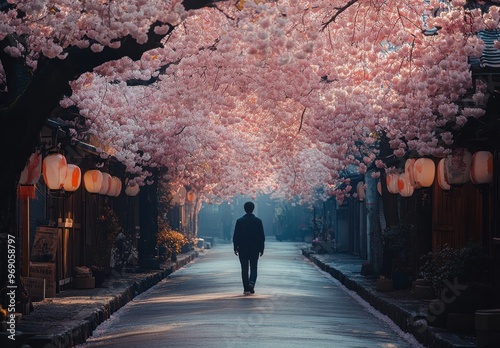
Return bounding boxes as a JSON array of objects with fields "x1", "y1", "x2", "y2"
[
  {"x1": 404, "y1": 158, "x2": 419, "y2": 188},
  {"x1": 471, "y1": 151, "x2": 493, "y2": 184},
  {"x1": 171, "y1": 186, "x2": 187, "y2": 205},
  {"x1": 413, "y1": 158, "x2": 435, "y2": 187},
  {"x1": 63, "y1": 164, "x2": 81, "y2": 192},
  {"x1": 99, "y1": 172, "x2": 113, "y2": 195},
  {"x1": 445, "y1": 148, "x2": 472, "y2": 185},
  {"x1": 386, "y1": 173, "x2": 399, "y2": 194},
  {"x1": 84, "y1": 170, "x2": 103, "y2": 193},
  {"x1": 356, "y1": 182, "x2": 366, "y2": 201},
  {"x1": 398, "y1": 174, "x2": 414, "y2": 197},
  {"x1": 377, "y1": 181, "x2": 382, "y2": 195},
  {"x1": 187, "y1": 190, "x2": 197, "y2": 202},
  {"x1": 19, "y1": 151, "x2": 42, "y2": 185},
  {"x1": 125, "y1": 182, "x2": 140, "y2": 196},
  {"x1": 43, "y1": 153, "x2": 68, "y2": 190},
  {"x1": 437, "y1": 158, "x2": 451, "y2": 191},
  {"x1": 109, "y1": 176, "x2": 122, "y2": 197}
]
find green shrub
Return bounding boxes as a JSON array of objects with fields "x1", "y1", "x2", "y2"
[{"x1": 419, "y1": 242, "x2": 489, "y2": 291}]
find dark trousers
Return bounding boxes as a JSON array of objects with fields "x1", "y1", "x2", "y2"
[{"x1": 239, "y1": 253, "x2": 259, "y2": 291}]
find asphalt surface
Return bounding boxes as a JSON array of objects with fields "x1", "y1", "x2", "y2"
[{"x1": 77, "y1": 241, "x2": 422, "y2": 348}]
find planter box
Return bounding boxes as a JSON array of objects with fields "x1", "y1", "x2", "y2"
[
  {"x1": 476, "y1": 309, "x2": 500, "y2": 347},
  {"x1": 73, "y1": 277, "x2": 95, "y2": 289},
  {"x1": 376, "y1": 278, "x2": 393, "y2": 292}
]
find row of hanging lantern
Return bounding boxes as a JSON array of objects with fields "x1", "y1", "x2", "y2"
[
  {"x1": 19, "y1": 152, "x2": 140, "y2": 197},
  {"x1": 83, "y1": 169, "x2": 122, "y2": 196},
  {"x1": 357, "y1": 149, "x2": 494, "y2": 200}
]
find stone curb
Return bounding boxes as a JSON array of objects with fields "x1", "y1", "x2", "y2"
[
  {"x1": 26, "y1": 251, "x2": 199, "y2": 348},
  {"x1": 303, "y1": 250, "x2": 477, "y2": 348}
]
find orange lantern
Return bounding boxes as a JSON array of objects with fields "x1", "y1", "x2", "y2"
[
  {"x1": 99, "y1": 172, "x2": 112, "y2": 195},
  {"x1": 63, "y1": 164, "x2": 81, "y2": 192},
  {"x1": 125, "y1": 182, "x2": 140, "y2": 196},
  {"x1": 20, "y1": 151, "x2": 42, "y2": 185},
  {"x1": 377, "y1": 181, "x2": 382, "y2": 195},
  {"x1": 398, "y1": 173, "x2": 414, "y2": 197},
  {"x1": 413, "y1": 158, "x2": 435, "y2": 187},
  {"x1": 84, "y1": 170, "x2": 103, "y2": 193},
  {"x1": 109, "y1": 176, "x2": 122, "y2": 197},
  {"x1": 404, "y1": 158, "x2": 419, "y2": 188},
  {"x1": 187, "y1": 190, "x2": 197, "y2": 202},
  {"x1": 445, "y1": 148, "x2": 472, "y2": 185},
  {"x1": 356, "y1": 182, "x2": 366, "y2": 201},
  {"x1": 43, "y1": 153, "x2": 68, "y2": 190},
  {"x1": 386, "y1": 173, "x2": 399, "y2": 194},
  {"x1": 437, "y1": 158, "x2": 451, "y2": 191},
  {"x1": 471, "y1": 151, "x2": 493, "y2": 184}
]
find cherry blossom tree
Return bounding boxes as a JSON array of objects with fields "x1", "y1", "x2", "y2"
[
  {"x1": 1, "y1": 1, "x2": 497, "y2": 288},
  {"x1": 64, "y1": 0, "x2": 492, "y2": 207},
  {"x1": 0, "y1": 0, "x2": 218, "y2": 234}
]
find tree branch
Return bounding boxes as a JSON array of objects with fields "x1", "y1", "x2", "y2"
[{"x1": 321, "y1": 0, "x2": 359, "y2": 31}]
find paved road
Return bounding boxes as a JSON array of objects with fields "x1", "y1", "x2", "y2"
[{"x1": 79, "y1": 241, "x2": 422, "y2": 348}]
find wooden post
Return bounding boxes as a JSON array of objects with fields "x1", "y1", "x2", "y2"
[{"x1": 21, "y1": 196, "x2": 30, "y2": 277}]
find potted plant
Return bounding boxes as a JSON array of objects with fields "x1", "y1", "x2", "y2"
[
  {"x1": 419, "y1": 242, "x2": 492, "y2": 328},
  {"x1": 156, "y1": 227, "x2": 189, "y2": 262},
  {"x1": 89, "y1": 206, "x2": 122, "y2": 285},
  {"x1": 110, "y1": 230, "x2": 139, "y2": 274},
  {"x1": 381, "y1": 220, "x2": 414, "y2": 290}
]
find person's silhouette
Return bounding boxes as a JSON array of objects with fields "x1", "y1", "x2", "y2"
[{"x1": 233, "y1": 201, "x2": 265, "y2": 295}]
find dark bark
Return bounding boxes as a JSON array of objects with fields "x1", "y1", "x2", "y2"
[
  {"x1": 0, "y1": 0, "x2": 218, "y2": 300},
  {"x1": 138, "y1": 172, "x2": 159, "y2": 267}
]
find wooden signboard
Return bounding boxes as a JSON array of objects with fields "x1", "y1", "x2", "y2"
[
  {"x1": 24, "y1": 277, "x2": 46, "y2": 301},
  {"x1": 31, "y1": 226, "x2": 58, "y2": 262},
  {"x1": 29, "y1": 262, "x2": 56, "y2": 297}
]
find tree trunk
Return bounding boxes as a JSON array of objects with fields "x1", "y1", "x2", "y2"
[
  {"x1": 138, "y1": 172, "x2": 159, "y2": 268},
  {"x1": 365, "y1": 170, "x2": 383, "y2": 274}
]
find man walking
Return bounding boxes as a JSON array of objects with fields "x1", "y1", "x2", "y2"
[{"x1": 233, "y1": 201, "x2": 265, "y2": 295}]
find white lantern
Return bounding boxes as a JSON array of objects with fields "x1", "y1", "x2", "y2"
[
  {"x1": 386, "y1": 173, "x2": 399, "y2": 194},
  {"x1": 398, "y1": 173, "x2": 414, "y2": 197},
  {"x1": 471, "y1": 151, "x2": 493, "y2": 184},
  {"x1": 84, "y1": 170, "x2": 103, "y2": 193},
  {"x1": 413, "y1": 158, "x2": 435, "y2": 187},
  {"x1": 99, "y1": 172, "x2": 112, "y2": 195},
  {"x1": 356, "y1": 182, "x2": 366, "y2": 201},
  {"x1": 170, "y1": 186, "x2": 187, "y2": 205},
  {"x1": 20, "y1": 151, "x2": 42, "y2": 185},
  {"x1": 437, "y1": 158, "x2": 451, "y2": 191},
  {"x1": 43, "y1": 153, "x2": 68, "y2": 190},
  {"x1": 178, "y1": 186, "x2": 187, "y2": 205},
  {"x1": 63, "y1": 164, "x2": 81, "y2": 192},
  {"x1": 125, "y1": 182, "x2": 140, "y2": 196},
  {"x1": 445, "y1": 148, "x2": 472, "y2": 185}
]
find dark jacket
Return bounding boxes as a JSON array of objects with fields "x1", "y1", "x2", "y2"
[{"x1": 233, "y1": 213, "x2": 265, "y2": 256}]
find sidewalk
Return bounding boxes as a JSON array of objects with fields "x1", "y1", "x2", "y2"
[
  {"x1": 8, "y1": 250, "x2": 200, "y2": 348},
  {"x1": 302, "y1": 249, "x2": 478, "y2": 348}
]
